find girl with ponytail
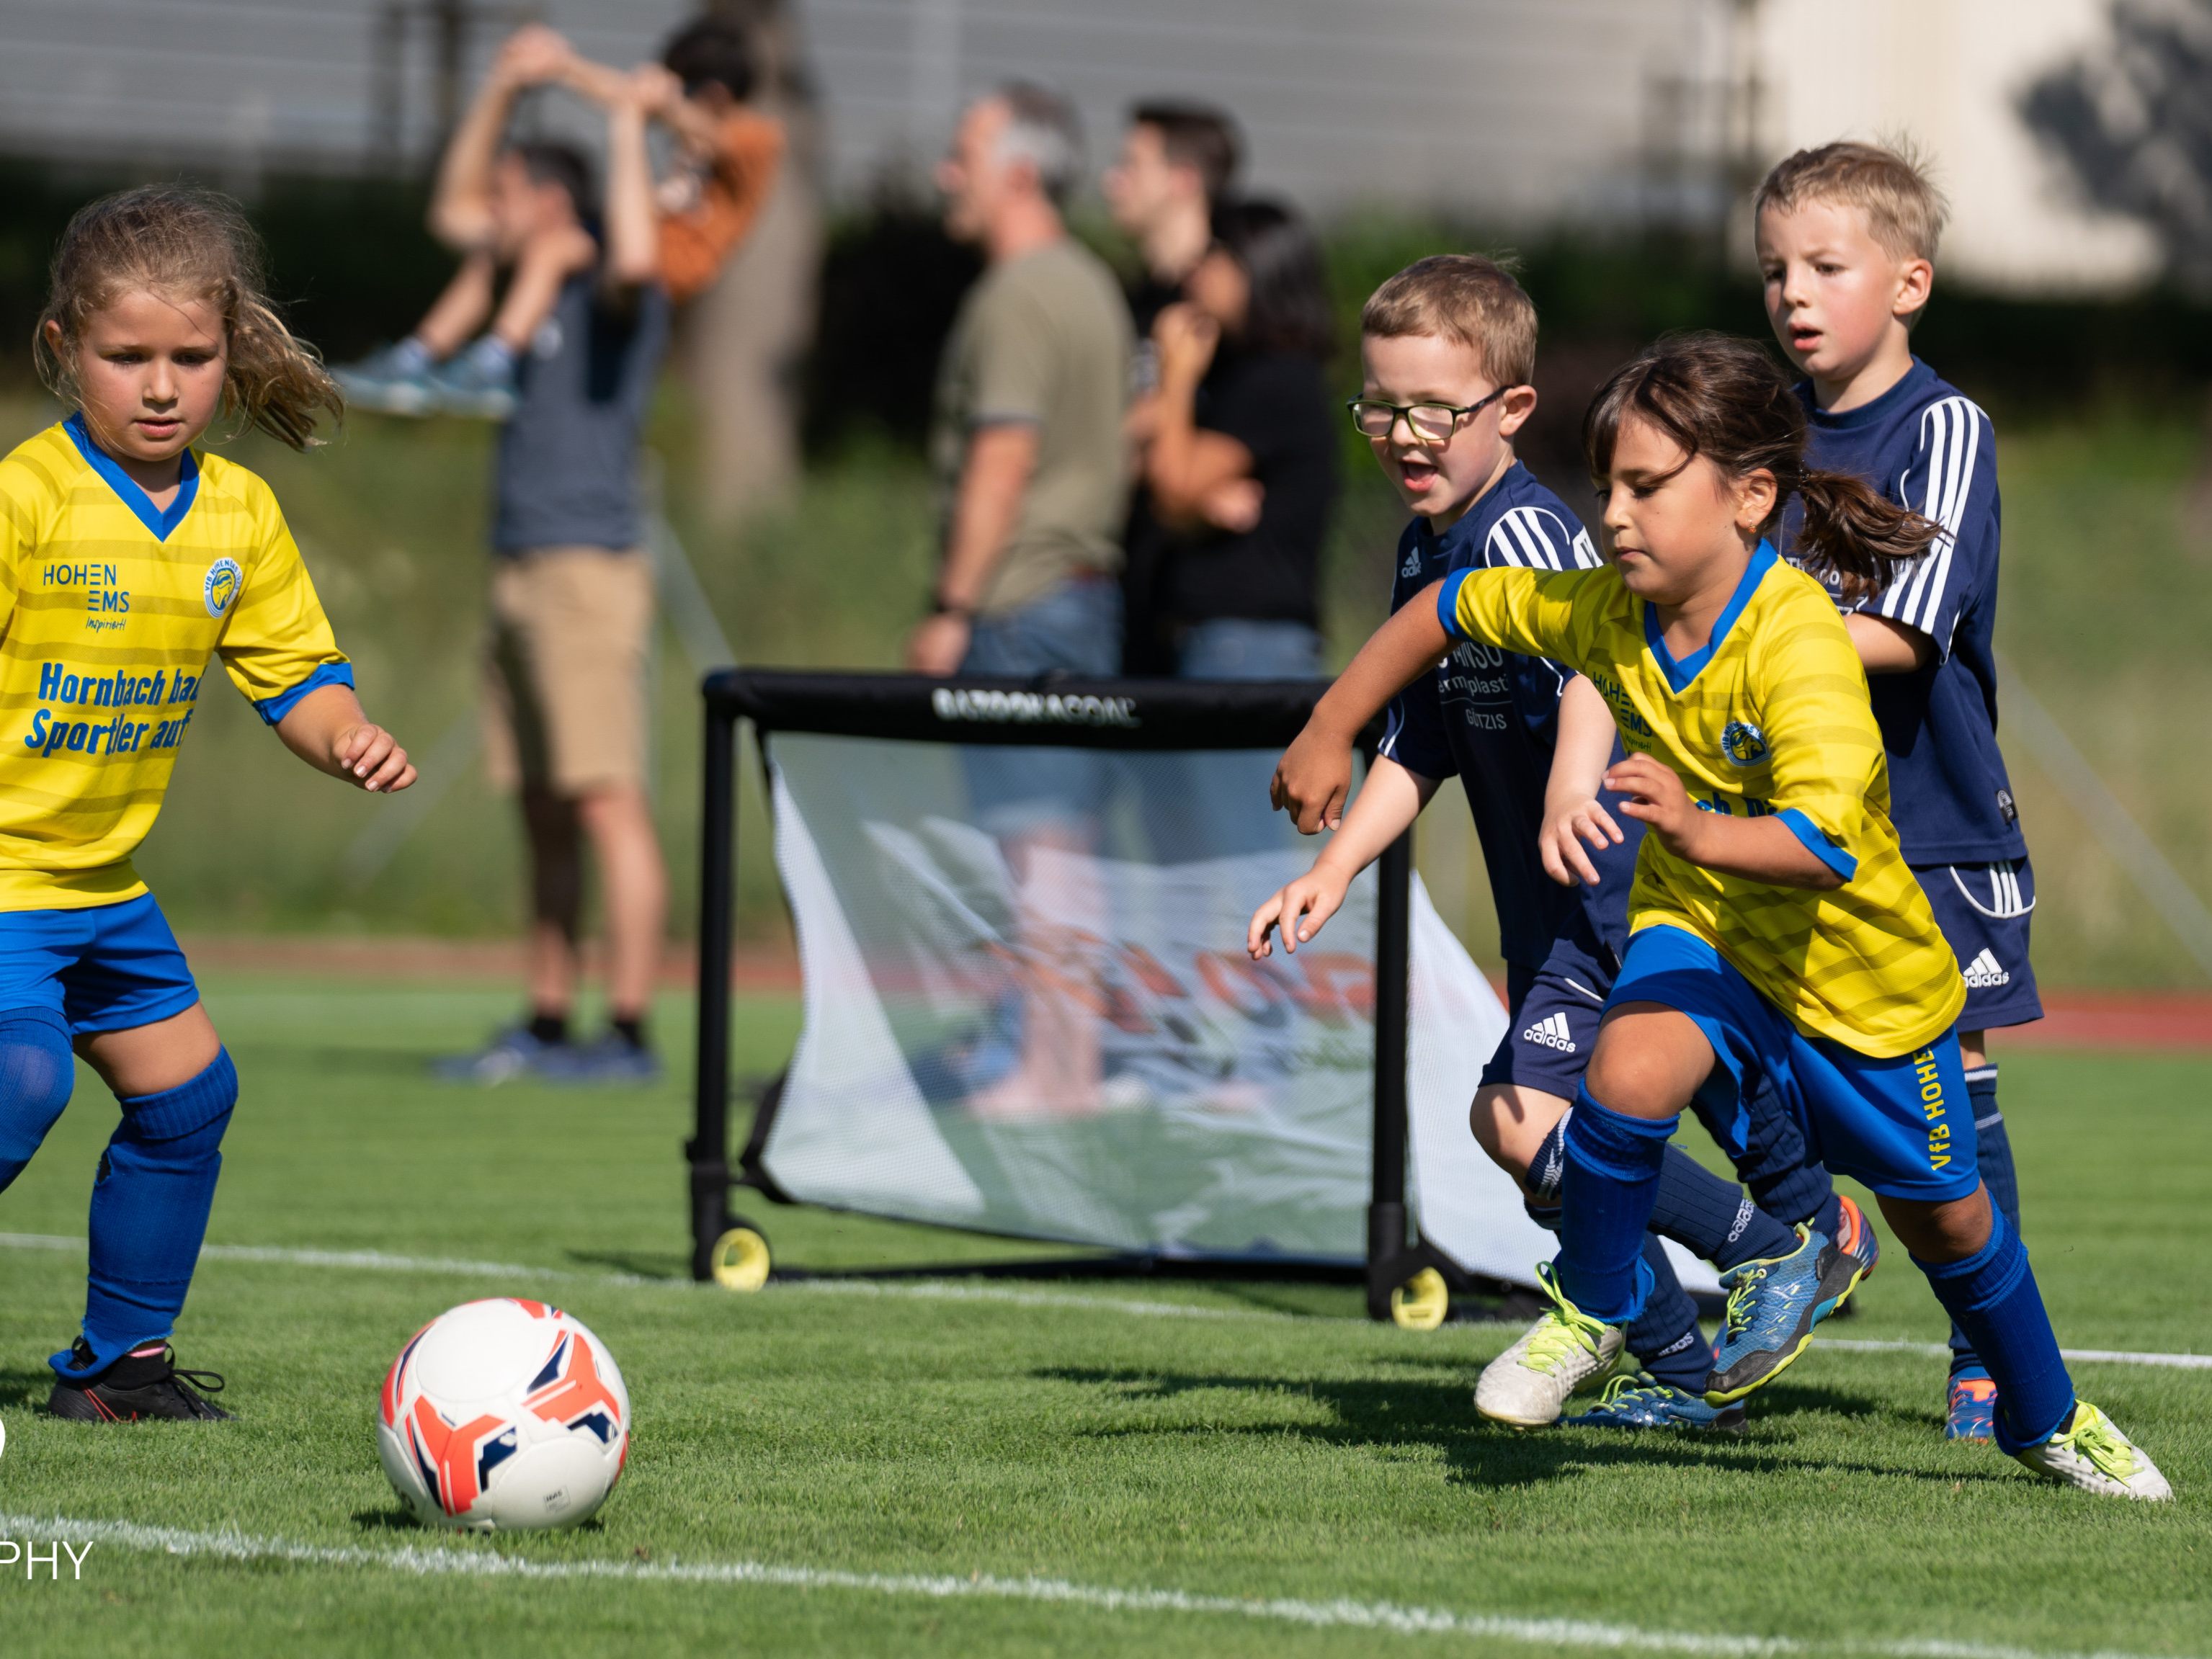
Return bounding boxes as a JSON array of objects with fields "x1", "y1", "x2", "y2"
[
  {"x1": 2, "y1": 186, "x2": 414, "y2": 1423},
  {"x1": 1259, "y1": 331, "x2": 2171, "y2": 1498}
]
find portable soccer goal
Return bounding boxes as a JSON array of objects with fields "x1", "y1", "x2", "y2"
[{"x1": 688, "y1": 668, "x2": 1711, "y2": 1325}]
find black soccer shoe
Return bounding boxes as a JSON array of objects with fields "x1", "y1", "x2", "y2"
[{"x1": 46, "y1": 1339, "x2": 232, "y2": 1422}]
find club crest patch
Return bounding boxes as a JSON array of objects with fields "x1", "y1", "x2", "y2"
[
  {"x1": 203, "y1": 558, "x2": 241, "y2": 618},
  {"x1": 1721, "y1": 720, "x2": 1770, "y2": 768}
]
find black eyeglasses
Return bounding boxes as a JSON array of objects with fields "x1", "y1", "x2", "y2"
[{"x1": 1345, "y1": 385, "x2": 1513, "y2": 445}]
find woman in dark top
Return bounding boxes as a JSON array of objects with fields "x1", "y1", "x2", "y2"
[{"x1": 1143, "y1": 197, "x2": 1339, "y2": 680}]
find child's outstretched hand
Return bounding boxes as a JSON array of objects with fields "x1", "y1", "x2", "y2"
[
  {"x1": 1271, "y1": 725, "x2": 1353, "y2": 833},
  {"x1": 1539, "y1": 792, "x2": 1625, "y2": 887},
  {"x1": 1248, "y1": 863, "x2": 1352, "y2": 959},
  {"x1": 334, "y1": 723, "x2": 416, "y2": 795},
  {"x1": 1604, "y1": 752, "x2": 1696, "y2": 859}
]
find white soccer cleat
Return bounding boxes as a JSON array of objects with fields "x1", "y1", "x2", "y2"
[
  {"x1": 2012, "y1": 1401, "x2": 2173, "y2": 1501},
  {"x1": 1475, "y1": 1264, "x2": 1625, "y2": 1428}
]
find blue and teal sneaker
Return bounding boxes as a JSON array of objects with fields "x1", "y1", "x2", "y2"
[
  {"x1": 1565, "y1": 1373, "x2": 1745, "y2": 1434},
  {"x1": 1706, "y1": 1225, "x2": 1830, "y2": 1403},
  {"x1": 1946, "y1": 1373, "x2": 1998, "y2": 1441}
]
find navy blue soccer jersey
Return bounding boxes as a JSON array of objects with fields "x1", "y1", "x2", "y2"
[
  {"x1": 1785, "y1": 359, "x2": 2025, "y2": 864},
  {"x1": 1378, "y1": 462, "x2": 1642, "y2": 970}
]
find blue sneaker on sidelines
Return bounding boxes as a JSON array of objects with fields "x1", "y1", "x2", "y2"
[
  {"x1": 424, "y1": 339, "x2": 518, "y2": 420},
  {"x1": 1565, "y1": 1373, "x2": 1745, "y2": 1434},
  {"x1": 539, "y1": 1034, "x2": 661, "y2": 1086},
  {"x1": 1946, "y1": 1373, "x2": 1998, "y2": 1441},
  {"x1": 332, "y1": 340, "x2": 442, "y2": 416},
  {"x1": 432, "y1": 1027, "x2": 566, "y2": 1086},
  {"x1": 1706, "y1": 1225, "x2": 1831, "y2": 1403}
]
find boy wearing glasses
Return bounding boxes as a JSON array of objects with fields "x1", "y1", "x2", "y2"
[{"x1": 1250, "y1": 256, "x2": 1871, "y2": 1428}]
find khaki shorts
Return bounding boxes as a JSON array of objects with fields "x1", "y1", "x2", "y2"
[{"x1": 482, "y1": 547, "x2": 653, "y2": 795}]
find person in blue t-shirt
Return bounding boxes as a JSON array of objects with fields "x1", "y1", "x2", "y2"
[
  {"x1": 1756, "y1": 141, "x2": 2039, "y2": 1442},
  {"x1": 1247, "y1": 257, "x2": 1878, "y2": 1428}
]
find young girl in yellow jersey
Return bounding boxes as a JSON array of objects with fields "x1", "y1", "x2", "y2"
[
  {"x1": 1265, "y1": 334, "x2": 2169, "y2": 1499},
  {"x1": 1, "y1": 187, "x2": 414, "y2": 1421}
]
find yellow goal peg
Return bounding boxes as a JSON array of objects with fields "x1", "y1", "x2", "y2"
[
  {"x1": 1389, "y1": 1266, "x2": 1449, "y2": 1331},
  {"x1": 710, "y1": 1225, "x2": 772, "y2": 1292}
]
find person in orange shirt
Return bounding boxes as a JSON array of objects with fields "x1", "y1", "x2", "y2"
[{"x1": 336, "y1": 17, "x2": 783, "y2": 420}]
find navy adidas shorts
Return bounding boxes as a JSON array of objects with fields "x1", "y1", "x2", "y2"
[
  {"x1": 1608, "y1": 924, "x2": 1980, "y2": 1203},
  {"x1": 0, "y1": 893, "x2": 200, "y2": 1037},
  {"x1": 1479, "y1": 943, "x2": 1612, "y2": 1100},
  {"x1": 1915, "y1": 857, "x2": 2043, "y2": 1032}
]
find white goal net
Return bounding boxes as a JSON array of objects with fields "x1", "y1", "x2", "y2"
[{"x1": 747, "y1": 728, "x2": 1717, "y2": 1295}]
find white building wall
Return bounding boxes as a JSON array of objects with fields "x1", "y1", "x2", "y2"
[
  {"x1": 0, "y1": 0, "x2": 2169, "y2": 294},
  {"x1": 1751, "y1": 0, "x2": 2160, "y2": 292}
]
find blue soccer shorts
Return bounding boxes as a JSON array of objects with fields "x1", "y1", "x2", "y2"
[
  {"x1": 1606, "y1": 924, "x2": 1980, "y2": 1203},
  {"x1": 0, "y1": 893, "x2": 202, "y2": 1037},
  {"x1": 1916, "y1": 857, "x2": 2043, "y2": 1032},
  {"x1": 1480, "y1": 942, "x2": 1612, "y2": 1101}
]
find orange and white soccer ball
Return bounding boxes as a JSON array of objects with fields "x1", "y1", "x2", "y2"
[{"x1": 377, "y1": 1298, "x2": 630, "y2": 1531}]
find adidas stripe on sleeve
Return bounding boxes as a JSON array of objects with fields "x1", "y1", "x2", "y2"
[{"x1": 1863, "y1": 394, "x2": 1995, "y2": 658}]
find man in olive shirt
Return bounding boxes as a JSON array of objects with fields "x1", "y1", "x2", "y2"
[{"x1": 907, "y1": 83, "x2": 1132, "y2": 679}]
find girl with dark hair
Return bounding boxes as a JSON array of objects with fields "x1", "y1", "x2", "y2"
[
  {"x1": 1264, "y1": 333, "x2": 2170, "y2": 1499},
  {"x1": 9, "y1": 185, "x2": 414, "y2": 1421},
  {"x1": 1142, "y1": 197, "x2": 1339, "y2": 680}
]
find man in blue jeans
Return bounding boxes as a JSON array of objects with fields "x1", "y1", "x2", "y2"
[{"x1": 907, "y1": 83, "x2": 1131, "y2": 681}]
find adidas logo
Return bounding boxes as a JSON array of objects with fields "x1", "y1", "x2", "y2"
[
  {"x1": 1522, "y1": 1012, "x2": 1577, "y2": 1053},
  {"x1": 1961, "y1": 948, "x2": 2010, "y2": 988},
  {"x1": 1400, "y1": 547, "x2": 1423, "y2": 578}
]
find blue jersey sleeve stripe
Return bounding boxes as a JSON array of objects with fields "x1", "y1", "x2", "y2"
[
  {"x1": 251, "y1": 661, "x2": 354, "y2": 726},
  {"x1": 1436, "y1": 567, "x2": 1473, "y2": 638},
  {"x1": 1776, "y1": 807, "x2": 1859, "y2": 883},
  {"x1": 1502, "y1": 507, "x2": 1564, "y2": 571},
  {"x1": 1499, "y1": 510, "x2": 1539, "y2": 568},
  {"x1": 1882, "y1": 395, "x2": 1982, "y2": 640}
]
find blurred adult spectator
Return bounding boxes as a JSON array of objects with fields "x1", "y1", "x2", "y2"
[
  {"x1": 1103, "y1": 100, "x2": 1244, "y2": 674},
  {"x1": 906, "y1": 84, "x2": 1133, "y2": 679},
  {"x1": 1105, "y1": 102, "x2": 1246, "y2": 353},
  {"x1": 412, "y1": 29, "x2": 686, "y2": 1087},
  {"x1": 1143, "y1": 198, "x2": 1339, "y2": 681}
]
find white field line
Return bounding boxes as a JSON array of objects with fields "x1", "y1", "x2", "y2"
[
  {"x1": 0, "y1": 1233, "x2": 1304, "y2": 1323},
  {"x1": 0, "y1": 1511, "x2": 2194, "y2": 1659},
  {"x1": 4, "y1": 1232, "x2": 2211, "y2": 1369}
]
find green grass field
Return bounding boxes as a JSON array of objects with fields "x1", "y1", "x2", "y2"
[{"x1": 1, "y1": 974, "x2": 2208, "y2": 1655}]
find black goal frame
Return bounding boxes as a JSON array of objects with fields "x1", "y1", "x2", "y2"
[{"x1": 689, "y1": 668, "x2": 1504, "y2": 1320}]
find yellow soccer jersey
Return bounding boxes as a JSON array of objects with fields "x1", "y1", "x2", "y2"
[
  {"x1": 0, "y1": 417, "x2": 349, "y2": 911},
  {"x1": 1441, "y1": 542, "x2": 1963, "y2": 1056}
]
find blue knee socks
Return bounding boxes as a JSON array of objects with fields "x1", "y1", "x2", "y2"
[
  {"x1": 1914, "y1": 1205, "x2": 2073, "y2": 1452},
  {"x1": 58, "y1": 1048, "x2": 238, "y2": 1377},
  {"x1": 0, "y1": 1009, "x2": 76, "y2": 1191},
  {"x1": 1627, "y1": 1236, "x2": 1711, "y2": 1394},
  {"x1": 1948, "y1": 1068, "x2": 2022, "y2": 1380},
  {"x1": 1557, "y1": 1086, "x2": 1677, "y2": 1323},
  {"x1": 1654, "y1": 1145, "x2": 1797, "y2": 1270},
  {"x1": 1530, "y1": 1106, "x2": 1794, "y2": 1272},
  {"x1": 1723, "y1": 1072, "x2": 1835, "y2": 1231}
]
